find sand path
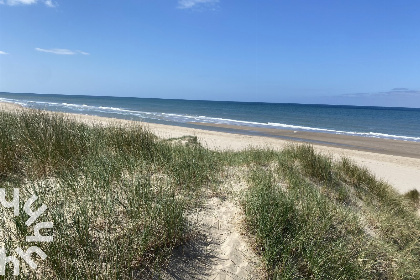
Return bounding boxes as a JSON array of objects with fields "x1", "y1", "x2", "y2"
[{"x1": 162, "y1": 193, "x2": 262, "y2": 280}]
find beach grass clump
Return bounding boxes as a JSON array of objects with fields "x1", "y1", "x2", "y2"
[
  {"x1": 0, "y1": 110, "x2": 91, "y2": 179},
  {"x1": 220, "y1": 148, "x2": 279, "y2": 167},
  {"x1": 281, "y1": 144, "x2": 334, "y2": 186},
  {"x1": 0, "y1": 109, "x2": 217, "y2": 279},
  {"x1": 42, "y1": 172, "x2": 186, "y2": 279},
  {"x1": 404, "y1": 189, "x2": 420, "y2": 207},
  {"x1": 159, "y1": 140, "x2": 217, "y2": 195},
  {"x1": 244, "y1": 166, "x2": 370, "y2": 279},
  {"x1": 242, "y1": 145, "x2": 420, "y2": 279}
]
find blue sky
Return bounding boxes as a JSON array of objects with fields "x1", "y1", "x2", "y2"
[{"x1": 1, "y1": 0, "x2": 420, "y2": 107}]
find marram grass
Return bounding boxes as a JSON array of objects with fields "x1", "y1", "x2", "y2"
[
  {"x1": 242, "y1": 145, "x2": 420, "y2": 279},
  {"x1": 0, "y1": 109, "x2": 216, "y2": 279},
  {"x1": 0, "y1": 109, "x2": 419, "y2": 279}
]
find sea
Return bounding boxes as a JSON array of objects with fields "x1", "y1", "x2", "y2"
[{"x1": 1, "y1": 92, "x2": 419, "y2": 143}]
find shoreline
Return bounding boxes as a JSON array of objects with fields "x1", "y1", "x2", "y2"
[
  {"x1": 189, "y1": 122, "x2": 420, "y2": 159},
  {"x1": 1, "y1": 101, "x2": 420, "y2": 193}
]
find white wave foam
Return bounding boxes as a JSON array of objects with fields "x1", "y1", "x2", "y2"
[{"x1": 2, "y1": 98, "x2": 419, "y2": 142}]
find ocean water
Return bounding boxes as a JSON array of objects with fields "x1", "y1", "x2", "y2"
[{"x1": 1, "y1": 92, "x2": 420, "y2": 142}]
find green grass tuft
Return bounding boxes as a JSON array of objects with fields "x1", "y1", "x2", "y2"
[
  {"x1": 243, "y1": 145, "x2": 420, "y2": 279},
  {"x1": 0, "y1": 110, "x2": 217, "y2": 279}
]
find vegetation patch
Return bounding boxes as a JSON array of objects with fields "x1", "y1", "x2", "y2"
[
  {"x1": 1, "y1": 109, "x2": 419, "y2": 279},
  {"x1": 0, "y1": 110, "x2": 217, "y2": 279},
  {"x1": 242, "y1": 145, "x2": 420, "y2": 279}
]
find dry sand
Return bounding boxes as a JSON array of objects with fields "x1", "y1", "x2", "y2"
[
  {"x1": 144, "y1": 122, "x2": 420, "y2": 194},
  {"x1": 162, "y1": 195, "x2": 262, "y2": 280},
  {"x1": 2, "y1": 101, "x2": 420, "y2": 279}
]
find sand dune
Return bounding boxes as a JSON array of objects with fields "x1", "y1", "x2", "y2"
[{"x1": 1, "y1": 101, "x2": 419, "y2": 279}]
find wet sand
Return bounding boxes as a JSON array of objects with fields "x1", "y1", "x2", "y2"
[{"x1": 189, "y1": 122, "x2": 420, "y2": 159}]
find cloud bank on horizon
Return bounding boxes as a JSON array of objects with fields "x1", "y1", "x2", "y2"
[
  {"x1": 321, "y1": 88, "x2": 420, "y2": 108},
  {"x1": 342, "y1": 88, "x2": 420, "y2": 98},
  {"x1": 0, "y1": 0, "x2": 55, "y2": 7}
]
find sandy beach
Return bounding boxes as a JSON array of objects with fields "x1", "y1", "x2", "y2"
[
  {"x1": 144, "y1": 122, "x2": 420, "y2": 194},
  {"x1": 2, "y1": 100, "x2": 420, "y2": 279},
  {"x1": 1, "y1": 100, "x2": 419, "y2": 194}
]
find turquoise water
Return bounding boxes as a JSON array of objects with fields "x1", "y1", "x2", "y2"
[{"x1": 1, "y1": 92, "x2": 419, "y2": 142}]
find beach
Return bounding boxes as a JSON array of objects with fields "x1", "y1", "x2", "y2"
[
  {"x1": 145, "y1": 121, "x2": 420, "y2": 194},
  {"x1": 1, "y1": 100, "x2": 420, "y2": 279},
  {"x1": 1, "y1": 100, "x2": 419, "y2": 194},
  {"x1": 4, "y1": 2, "x2": 420, "y2": 278}
]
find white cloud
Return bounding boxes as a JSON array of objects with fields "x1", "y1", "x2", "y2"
[
  {"x1": 0, "y1": 0, "x2": 56, "y2": 7},
  {"x1": 2, "y1": 0, "x2": 37, "y2": 5},
  {"x1": 35, "y1": 48, "x2": 89, "y2": 55},
  {"x1": 0, "y1": 51, "x2": 9, "y2": 55},
  {"x1": 9, "y1": 0, "x2": 36, "y2": 5},
  {"x1": 44, "y1": 0, "x2": 55, "y2": 7},
  {"x1": 178, "y1": 0, "x2": 219, "y2": 9},
  {"x1": 77, "y1": 50, "x2": 90, "y2": 55}
]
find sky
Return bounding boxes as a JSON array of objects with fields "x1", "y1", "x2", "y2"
[{"x1": 1, "y1": 0, "x2": 420, "y2": 108}]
